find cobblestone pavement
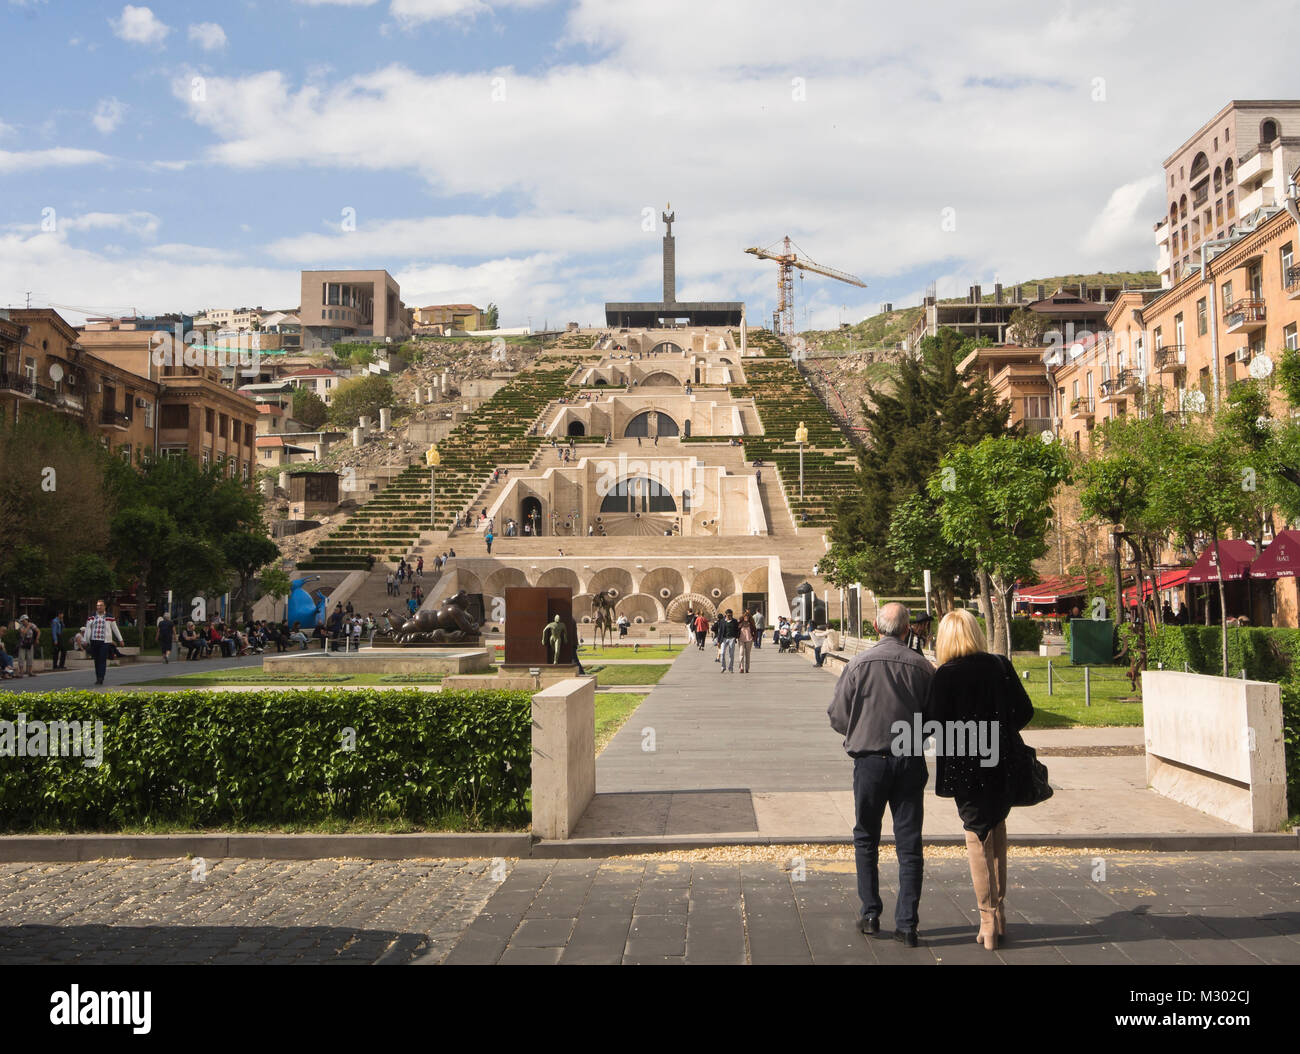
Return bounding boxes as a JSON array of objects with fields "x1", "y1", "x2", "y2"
[
  {"x1": 1, "y1": 851, "x2": 1297, "y2": 965},
  {"x1": 0, "y1": 858, "x2": 501, "y2": 964}
]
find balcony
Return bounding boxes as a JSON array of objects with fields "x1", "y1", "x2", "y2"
[
  {"x1": 0, "y1": 372, "x2": 57, "y2": 403},
  {"x1": 1021, "y1": 417, "x2": 1055, "y2": 436},
  {"x1": 1237, "y1": 150, "x2": 1272, "y2": 184},
  {"x1": 1070, "y1": 396, "x2": 1094, "y2": 420},
  {"x1": 1099, "y1": 377, "x2": 1127, "y2": 404},
  {"x1": 1116, "y1": 368, "x2": 1142, "y2": 395},
  {"x1": 99, "y1": 409, "x2": 131, "y2": 430},
  {"x1": 1155, "y1": 345, "x2": 1186, "y2": 372},
  {"x1": 1287, "y1": 265, "x2": 1300, "y2": 300},
  {"x1": 1225, "y1": 298, "x2": 1266, "y2": 334}
]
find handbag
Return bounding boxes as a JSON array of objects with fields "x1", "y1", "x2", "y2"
[{"x1": 1009, "y1": 739, "x2": 1053, "y2": 807}]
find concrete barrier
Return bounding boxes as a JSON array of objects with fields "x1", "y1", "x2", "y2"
[
  {"x1": 1142, "y1": 670, "x2": 1287, "y2": 832},
  {"x1": 530, "y1": 677, "x2": 596, "y2": 840}
]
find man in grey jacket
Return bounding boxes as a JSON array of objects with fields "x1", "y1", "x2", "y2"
[{"x1": 827, "y1": 602, "x2": 934, "y2": 946}]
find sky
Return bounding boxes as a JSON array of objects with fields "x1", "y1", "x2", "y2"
[{"x1": 2, "y1": 0, "x2": 1298, "y2": 332}]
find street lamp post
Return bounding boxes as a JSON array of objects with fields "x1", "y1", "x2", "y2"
[{"x1": 795, "y1": 420, "x2": 808, "y2": 502}]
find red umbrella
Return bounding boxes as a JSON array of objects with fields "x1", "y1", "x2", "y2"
[
  {"x1": 1249, "y1": 529, "x2": 1300, "y2": 579},
  {"x1": 1185, "y1": 540, "x2": 1257, "y2": 584}
]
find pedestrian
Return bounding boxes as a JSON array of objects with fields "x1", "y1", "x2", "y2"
[
  {"x1": 417, "y1": 556, "x2": 424, "y2": 578},
  {"x1": 16, "y1": 615, "x2": 38, "y2": 677},
  {"x1": 0, "y1": 642, "x2": 14, "y2": 679},
  {"x1": 711, "y1": 613, "x2": 724, "y2": 661},
  {"x1": 485, "y1": 530, "x2": 494, "y2": 554},
  {"x1": 926, "y1": 609, "x2": 1036, "y2": 951},
  {"x1": 811, "y1": 624, "x2": 828, "y2": 667},
  {"x1": 738, "y1": 610, "x2": 755, "y2": 673},
  {"x1": 756, "y1": 468, "x2": 762, "y2": 486},
  {"x1": 693, "y1": 611, "x2": 708, "y2": 650},
  {"x1": 50, "y1": 610, "x2": 67, "y2": 670},
  {"x1": 81, "y1": 600, "x2": 125, "y2": 686},
  {"x1": 181, "y1": 621, "x2": 203, "y2": 660},
  {"x1": 826, "y1": 602, "x2": 935, "y2": 947},
  {"x1": 158, "y1": 612, "x2": 175, "y2": 664},
  {"x1": 753, "y1": 608, "x2": 764, "y2": 649},
  {"x1": 407, "y1": 594, "x2": 418, "y2": 616},
  {"x1": 720, "y1": 609, "x2": 739, "y2": 673},
  {"x1": 617, "y1": 614, "x2": 629, "y2": 638}
]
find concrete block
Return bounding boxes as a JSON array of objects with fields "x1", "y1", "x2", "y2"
[
  {"x1": 1142, "y1": 670, "x2": 1287, "y2": 831},
  {"x1": 531, "y1": 677, "x2": 596, "y2": 840}
]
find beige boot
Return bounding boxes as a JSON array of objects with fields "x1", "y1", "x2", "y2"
[
  {"x1": 992, "y1": 821, "x2": 1008, "y2": 937},
  {"x1": 964, "y1": 829, "x2": 999, "y2": 950}
]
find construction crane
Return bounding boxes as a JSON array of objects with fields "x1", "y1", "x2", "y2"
[{"x1": 744, "y1": 236, "x2": 867, "y2": 338}]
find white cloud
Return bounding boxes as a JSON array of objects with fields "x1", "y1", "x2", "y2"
[
  {"x1": 1082, "y1": 174, "x2": 1163, "y2": 257},
  {"x1": 293, "y1": 0, "x2": 380, "y2": 5},
  {"x1": 92, "y1": 97, "x2": 127, "y2": 134},
  {"x1": 0, "y1": 119, "x2": 13, "y2": 138},
  {"x1": 111, "y1": 5, "x2": 170, "y2": 46},
  {"x1": 0, "y1": 147, "x2": 111, "y2": 174},
  {"x1": 57, "y1": 212, "x2": 161, "y2": 237},
  {"x1": 188, "y1": 22, "x2": 227, "y2": 51}
]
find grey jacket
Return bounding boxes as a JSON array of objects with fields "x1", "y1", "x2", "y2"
[{"x1": 827, "y1": 635, "x2": 935, "y2": 755}]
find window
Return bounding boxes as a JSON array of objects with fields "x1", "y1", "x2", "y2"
[
  {"x1": 144, "y1": 402, "x2": 153, "y2": 428},
  {"x1": 205, "y1": 408, "x2": 215, "y2": 433},
  {"x1": 120, "y1": 444, "x2": 131, "y2": 461},
  {"x1": 218, "y1": 413, "x2": 227, "y2": 439},
  {"x1": 160, "y1": 403, "x2": 187, "y2": 429},
  {"x1": 1222, "y1": 281, "x2": 1233, "y2": 312},
  {"x1": 1227, "y1": 189, "x2": 1235, "y2": 215},
  {"x1": 1282, "y1": 242, "x2": 1293, "y2": 277},
  {"x1": 1175, "y1": 313, "x2": 1185, "y2": 348},
  {"x1": 1286, "y1": 323, "x2": 1298, "y2": 352},
  {"x1": 1025, "y1": 395, "x2": 1050, "y2": 418},
  {"x1": 1196, "y1": 299, "x2": 1207, "y2": 336}
]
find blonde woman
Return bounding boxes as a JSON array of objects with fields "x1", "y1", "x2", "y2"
[{"x1": 925, "y1": 608, "x2": 1033, "y2": 950}]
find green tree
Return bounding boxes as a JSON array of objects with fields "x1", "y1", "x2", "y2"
[
  {"x1": 1149, "y1": 424, "x2": 1255, "y2": 676},
  {"x1": 223, "y1": 532, "x2": 280, "y2": 623},
  {"x1": 930, "y1": 435, "x2": 1071, "y2": 656},
  {"x1": 1006, "y1": 307, "x2": 1047, "y2": 347},
  {"x1": 485, "y1": 303, "x2": 499, "y2": 329},
  {"x1": 328, "y1": 375, "x2": 394, "y2": 429},
  {"x1": 64, "y1": 553, "x2": 116, "y2": 611},
  {"x1": 828, "y1": 327, "x2": 1011, "y2": 601},
  {"x1": 293, "y1": 386, "x2": 329, "y2": 430},
  {"x1": 258, "y1": 563, "x2": 293, "y2": 621}
]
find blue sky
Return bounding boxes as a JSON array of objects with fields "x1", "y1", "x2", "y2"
[{"x1": 3, "y1": 0, "x2": 1299, "y2": 330}]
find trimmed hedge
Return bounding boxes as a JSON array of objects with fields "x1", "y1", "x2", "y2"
[
  {"x1": 976, "y1": 617, "x2": 1044, "y2": 653},
  {"x1": 1118, "y1": 624, "x2": 1300, "y2": 681},
  {"x1": 0, "y1": 689, "x2": 531, "y2": 830}
]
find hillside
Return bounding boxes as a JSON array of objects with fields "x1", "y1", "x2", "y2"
[{"x1": 800, "y1": 269, "x2": 1160, "y2": 351}]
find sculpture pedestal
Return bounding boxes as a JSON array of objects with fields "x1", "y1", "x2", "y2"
[{"x1": 444, "y1": 664, "x2": 580, "y2": 692}]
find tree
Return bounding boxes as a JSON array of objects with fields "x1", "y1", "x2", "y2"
[
  {"x1": 485, "y1": 303, "x2": 499, "y2": 329},
  {"x1": 223, "y1": 532, "x2": 280, "y2": 623},
  {"x1": 930, "y1": 435, "x2": 1071, "y2": 656},
  {"x1": 258, "y1": 563, "x2": 293, "y2": 621},
  {"x1": 293, "y1": 387, "x2": 329, "y2": 430},
  {"x1": 1149, "y1": 424, "x2": 1254, "y2": 676},
  {"x1": 328, "y1": 375, "x2": 394, "y2": 429},
  {"x1": 1006, "y1": 308, "x2": 1047, "y2": 347},
  {"x1": 65, "y1": 554, "x2": 116, "y2": 611},
  {"x1": 828, "y1": 327, "x2": 1011, "y2": 600}
]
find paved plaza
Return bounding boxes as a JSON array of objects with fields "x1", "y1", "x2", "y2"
[
  {"x1": 1, "y1": 852, "x2": 1297, "y2": 965},
  {"x1": 576, "y1": 643, "x2": 1243, "y2": 839}
]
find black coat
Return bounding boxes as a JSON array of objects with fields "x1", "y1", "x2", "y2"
[{"x1": 924, "y1": 652, "x2": 1033, "y2": 839}]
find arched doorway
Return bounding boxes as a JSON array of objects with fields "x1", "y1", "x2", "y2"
[
  {"x1": 567, "y1": 420, "x2": 586, "y2": 436},
  {"x1": 641, "y1": 371, "x2": 678, "y2": 386},
  {"x1": 521, "y1": 496, "x2": 543, "y2": 535},
  {"x1": 624, "y1": 410, "x2": 680, "y2": 438},
  {"x1": 650, "y1": 341, "x2": 683, "y2": 356},
  {"x1": 600, "y1": 478, "x2": 678, "y2": 514}
]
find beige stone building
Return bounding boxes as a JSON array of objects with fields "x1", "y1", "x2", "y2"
[
  {"x1": 299, "y1": 270, "x2": 410, "y2": 348},
  {"x1": 1155, "y1": 100, "x2": 1300, "y2": 286}
]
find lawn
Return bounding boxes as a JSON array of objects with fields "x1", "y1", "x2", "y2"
[
  {"x1": 587, "y1": 663, "x2": 670, "y2": 687},
  {"x1": 594, "y1": 692, "x2": 645, "y2": 755},
  {"x1": 1009, "y1": 654, "x2": 1144, "y2": 728}
]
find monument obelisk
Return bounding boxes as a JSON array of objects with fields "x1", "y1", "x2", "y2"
[{"x1": 662, "y1": 204, "x2": 676, "y2": 304}]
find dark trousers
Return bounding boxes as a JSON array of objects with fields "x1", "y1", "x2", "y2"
[
  {"x1": 851, "y1": 754, "x2": 927, "y2": 930},
  {"x1": 90, "y1": 640, "x2": 111, "y2": 683},
  {"x1": 52, "y1": 642, "x2": 67, "y2": 669}
]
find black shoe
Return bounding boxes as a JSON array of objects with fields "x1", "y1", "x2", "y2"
[
  {"x1": 893, "y1": 928, "x2": 919, "y2": 948},
  {"x1": 857, "y1": 916, "x2": 879, "y2": 936}
]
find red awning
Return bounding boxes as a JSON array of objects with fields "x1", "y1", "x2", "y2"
[
  {"x1": 1014, "y1": 573, "x2": 1105, "y2": 604},
  {"x1": 1123, "y1": 568, "x2": 1190, "y2": 604},
  {"x1": 1249, "y1": 529, "x2": 1300, "y2": 580},
  {"x1": 1185, "y1": 540, "x2": 1258, "y2": 584}
]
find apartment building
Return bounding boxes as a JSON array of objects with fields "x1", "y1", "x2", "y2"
[
  {"x1": 957, "y1": 344, "x2": 1055, "y2": 435},
  {"x1": 282, "y1": 367, "x2": 343, "y2": 406},
  {"x1": 77, "y1": 326, "x2": 259, "y2": 479},
  {"x1": 1, "y1": 309, "x2": 158, "y2": 461},
  {"x1": 1155, "y1": 100, "x2": 1300, "y2": 286}
]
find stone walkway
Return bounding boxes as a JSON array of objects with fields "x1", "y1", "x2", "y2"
[
  {"x1": 575, "y1": 641, "x2": 1243, "y2": 839},
  {"x1": 2, "y1": 853, "x2": 1296, "y2": 965}
]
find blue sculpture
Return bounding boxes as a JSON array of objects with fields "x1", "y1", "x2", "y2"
[{"x1": 287, "y1": 576, "x2": 328, "y2": 629}]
